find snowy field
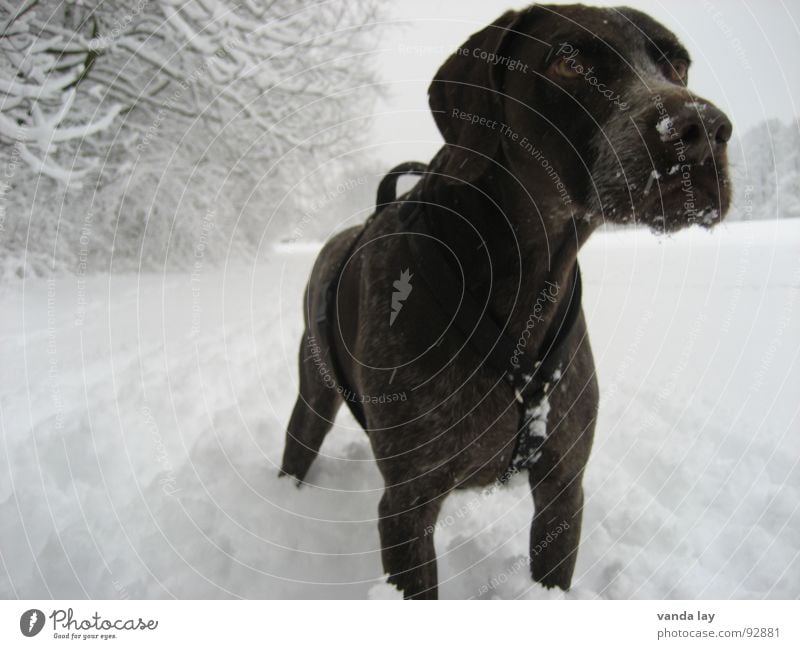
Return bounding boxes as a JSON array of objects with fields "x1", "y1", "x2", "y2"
[{"x1": 1, "y1": 219, "x2": 798, "y2": 599}]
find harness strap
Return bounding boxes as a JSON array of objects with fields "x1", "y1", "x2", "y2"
[{"x1": 375, "y1": 161, "x2": 428, "y2": 211}]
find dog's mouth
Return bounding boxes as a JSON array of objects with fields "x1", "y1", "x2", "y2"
[
  {"x1": 590, "y1": 159, "x2": 731, "y2": 232},
  {"x1": 637, "y1": 162, "x2": 731, "y2": 232}
]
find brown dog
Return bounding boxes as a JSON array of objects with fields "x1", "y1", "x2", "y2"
[{"x1": 281, "y1": 4, "x2": 731, "y2": 598}]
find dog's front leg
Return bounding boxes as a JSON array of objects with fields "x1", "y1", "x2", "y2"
[
  {"x1": 378, "y1": 486, "x2": 443, "y2": 599},
  {"x1": 528, "y1": 471, "x2": 584, "y2": 590}
]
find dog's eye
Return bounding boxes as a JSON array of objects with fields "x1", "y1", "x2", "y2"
[
  {"x1": 549, "y1": 56, "x2": 582, "y2": 80},
  {"x1": 665, "y1": 59, "x2": 689, "y2": 83}
]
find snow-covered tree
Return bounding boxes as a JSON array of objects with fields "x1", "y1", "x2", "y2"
[
  {"x1": 728, "y1": 119, "x2": 800, "y2": 221},
  {"x1": 0, "y1": 1, "x2": 125, "y2": 185},
  {"x1": 0, "y1": 0, "x2": 385, "y2": 276}
]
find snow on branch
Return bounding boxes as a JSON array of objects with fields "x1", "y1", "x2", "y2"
[
  {"x1": 0, "y1": 2, "x2": 125, "y2": 185},
  {"x1": 17, "y1": 142, "x2": 94, "y2": 186}
]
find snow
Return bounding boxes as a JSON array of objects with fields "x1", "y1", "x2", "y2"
[
  {"x1": 366, "y1": 579, "x2": 403, "y2": 600},
  {"x1": 643, "y1": 168, "x2": 661, "y2": 194},
  {"x1": 656, "y1": 115, "x2": 673, "y2": 140},
  {"x1": 685, "y1": 101, "x2": 709, "y2": 113},
  {"x1": 523, "y1": 395, "x2": 550, "y2": 446},
  {"x1": 1, "y1": 219, "x2": 798, "y2": 599}
]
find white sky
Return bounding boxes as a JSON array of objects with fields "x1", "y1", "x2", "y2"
[{"x1": 369, "y1": 0, "x2": 800, "y2": 165}]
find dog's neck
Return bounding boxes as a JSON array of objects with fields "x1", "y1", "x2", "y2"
[{"x1": 425, "y1": 149, "x2": 598, "y2": 344}]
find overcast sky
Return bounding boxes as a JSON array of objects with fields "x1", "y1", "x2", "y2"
[{"x1": 369, "y1": 0, "x2": 800, "y2": 164}]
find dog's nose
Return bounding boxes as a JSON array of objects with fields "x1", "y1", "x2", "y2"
[{"x1": 669, "y1": 103, "x2": 732, "y2": 165}]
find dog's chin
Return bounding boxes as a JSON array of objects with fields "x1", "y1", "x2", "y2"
[
  {"x1": 642, "y1": 193, "x2": 727, "y2": 234},
  {"x1": 594, "y1": 172, "x2": 731, "y2": 233}
]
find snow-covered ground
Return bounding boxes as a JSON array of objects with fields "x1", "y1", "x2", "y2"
[{"x1": 1, "y1": 219, "x2": 798, "y2": 599}]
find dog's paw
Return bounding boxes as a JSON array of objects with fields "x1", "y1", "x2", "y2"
[
  {"x1": 532, "y1": 566, "x2": 572, "y2": 591},
  {"x1": 277, "y1": 468, "x2": 304, "y2": 488}
]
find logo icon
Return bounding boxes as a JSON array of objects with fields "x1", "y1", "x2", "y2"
[
  {"x1": 20, "y1": 609, "x2": 45, "y2": 637},
  {"x1": 389, "y1": 268, "x2": 413, "y2": 326}
]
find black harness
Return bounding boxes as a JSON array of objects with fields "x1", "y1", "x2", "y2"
[{"x1": 321, "y1": 163, "x2": 583, "y2": 474}]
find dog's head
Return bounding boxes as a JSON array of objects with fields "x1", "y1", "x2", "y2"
[{"x1": 429, "y1": 4, "x2": 732, "y2": 232}]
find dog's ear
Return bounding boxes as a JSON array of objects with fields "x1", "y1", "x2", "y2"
[{"x1": 428, "y1": 9, "x2": 530, "y2": 183}]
